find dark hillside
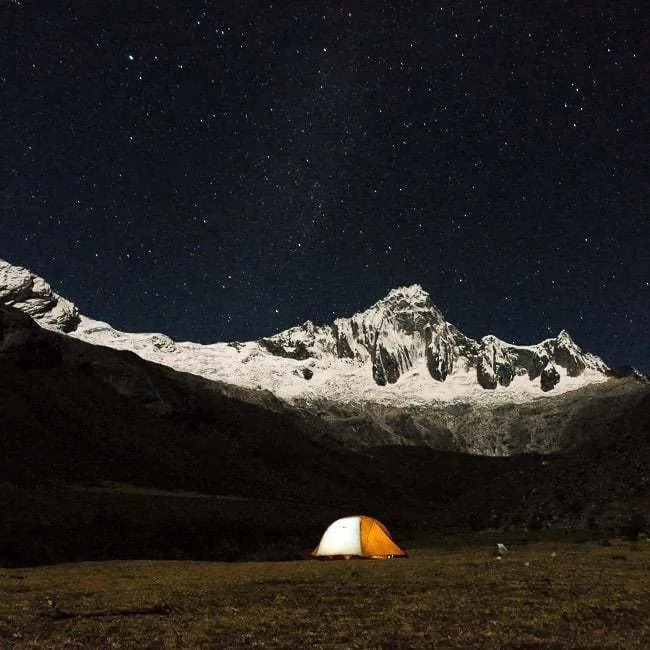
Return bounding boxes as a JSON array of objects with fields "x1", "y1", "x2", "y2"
[
  {"x1": 438, "y1": 391, "x2": 650, "y2": 532},
  {"x1": 0, "y1": 305, "x2": 395, "y2": 505},
  {"x1": 0, "y1": 305, "x2": 420, "y2": 564},
  {"x1": 367, "y1": 388, "x2": 650, "y2": 534}
]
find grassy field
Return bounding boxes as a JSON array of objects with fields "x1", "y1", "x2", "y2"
[{"x1": 1, "y1": 541, "x2": 649, "y2": 649}]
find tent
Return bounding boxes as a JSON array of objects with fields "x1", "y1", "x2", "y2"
[{"x1": 311, "y1": 515, "x2": 407, "y2": 559}]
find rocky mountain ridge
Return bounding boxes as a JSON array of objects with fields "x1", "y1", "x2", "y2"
[
  {"x1": 0, "y1": 259, "x2": 611, "y2": 404},
  {"x1": 260, "y1": 284, "x2": 609, "y2": 393}
]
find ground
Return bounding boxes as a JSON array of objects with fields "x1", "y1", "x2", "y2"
[{"x1": 1, "y1": 540, "x2": 649, "y2": 649}]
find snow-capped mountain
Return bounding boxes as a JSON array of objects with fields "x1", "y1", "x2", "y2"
[{"x1": 0, "y1": 258, "x2": 610, "y2": 405}]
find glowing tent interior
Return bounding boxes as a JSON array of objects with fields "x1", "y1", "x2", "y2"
[{"x1": 311, "y1": 515, "x2": 407, "y2": 559}]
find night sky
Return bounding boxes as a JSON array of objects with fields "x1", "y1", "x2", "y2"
[{"x1": 2, "y1": 1, "x2": 648, "y2": 372}]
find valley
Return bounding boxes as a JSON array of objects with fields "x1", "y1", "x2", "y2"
[{"x1": 1, "y1": 258, "x2": 649, "y2": 570}]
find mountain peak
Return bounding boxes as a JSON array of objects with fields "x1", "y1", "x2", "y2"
[
  {"x1": 556, "y1": 329, "x2": 574, "y2": 343},
  {"x1": 386, "y1": 284, "x2": 429, "y2": 298},
  {"x1": 374, "y1": 284, "x2": 436, "y2": 314},
  {"x1": 384, "y1": 284, "x2": 429, "y2": 300}
]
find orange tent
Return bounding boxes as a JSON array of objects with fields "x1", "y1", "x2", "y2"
[{"x1": 311, "y1": 515, "x2": 407, "y2": 559}]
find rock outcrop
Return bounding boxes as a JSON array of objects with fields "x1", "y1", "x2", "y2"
[{"x1": 0, "y1": 260, "x2": 79, "y2": 332}]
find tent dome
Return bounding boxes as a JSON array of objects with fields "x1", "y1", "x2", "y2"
[{"x1": 311, "y1": 515, "x2": 407, "y2": 560}]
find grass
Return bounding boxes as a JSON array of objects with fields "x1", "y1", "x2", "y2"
[{"x1": 1, "y1": 541, "x2": 649, "y2": 648}]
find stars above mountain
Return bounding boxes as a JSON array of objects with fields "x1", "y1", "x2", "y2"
[{"x1": 0, "y1": 1, "x2": 647, "y2": 371}]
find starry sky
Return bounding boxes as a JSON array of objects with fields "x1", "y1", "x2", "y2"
[{"x1": 2, "y1": 1, "x2": 648, "y2": 371}]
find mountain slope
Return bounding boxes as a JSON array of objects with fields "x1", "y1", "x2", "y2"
[
  {"x1": 439, "y1": 388, "x2": 650, "y2": 532},
  {"x1": 294, "y1": 375, "x2": 650, "y2": 454},
  {"x1": 0, "y1": 304, "x2": 394, "y2": 505}
]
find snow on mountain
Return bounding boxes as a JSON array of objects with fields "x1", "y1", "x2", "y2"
[
  {"x1": 0, "y1": 258, "x2": 610, "y2": 405},
  {"x1": 0, "y1": 259, "x2": 79, "y2": 332}
]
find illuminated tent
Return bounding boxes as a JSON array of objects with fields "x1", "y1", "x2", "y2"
[{"x1": 311, "y1": 515, "x2": 407, "y2": 559}]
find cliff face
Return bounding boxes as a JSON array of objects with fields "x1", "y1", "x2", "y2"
[{"x1": 261, "y1": 285, "x2": 608, "y2": 392}]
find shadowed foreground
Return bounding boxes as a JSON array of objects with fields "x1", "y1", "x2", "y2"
[{"x1": 1, "y1": 542, "x2": 649, "y2": 649}]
